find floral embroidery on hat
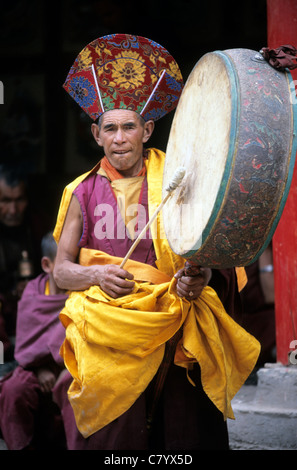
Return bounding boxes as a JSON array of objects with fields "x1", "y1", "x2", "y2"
[
  {"x1": 63, "y1": 34, "x2": 183, "y2": 121},
  {"x1": 107, "y1": 51, "x2": 146, "y2": 89},
  {"x1": 68, "y1": 76, "x2": 97, "y2": 109}
]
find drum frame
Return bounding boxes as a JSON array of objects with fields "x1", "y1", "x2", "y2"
[{"x1": 163, "y1": 49, "x2": 297, "y2": 268}]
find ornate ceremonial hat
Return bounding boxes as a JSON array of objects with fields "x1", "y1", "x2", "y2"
[{"x1": 63, "y1": 33, "x2": 184, "y2": 121}]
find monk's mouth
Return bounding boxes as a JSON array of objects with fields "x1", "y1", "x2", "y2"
[{"x1": 114, "y1": 150, "x2": 130, "y2": 156}]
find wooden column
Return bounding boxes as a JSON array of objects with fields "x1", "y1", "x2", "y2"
[{"x1": 267, "y1": 0, "x2": 297, "y2": 364}]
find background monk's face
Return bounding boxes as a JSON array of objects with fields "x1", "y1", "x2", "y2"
[
  {"x1": 0, "y1": 178, "x2": 28, "y2": 227},
  {"x1": 92, "y1": 109, "x2": 154, "y2": 177}
]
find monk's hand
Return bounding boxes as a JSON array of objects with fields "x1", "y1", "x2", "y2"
[
  {"x1": 99, "y1": 264, "x2": 135, "y2": 298},
  {"x1": 174, "y1": 264, "x2": 212, "y2": 300}
]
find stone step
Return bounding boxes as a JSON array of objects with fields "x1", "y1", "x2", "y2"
[{"x1": 228, "y1": 364, "x2": 297, "y2": 450}]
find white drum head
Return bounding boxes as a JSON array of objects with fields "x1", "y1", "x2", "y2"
[{"x1": 162, "y1": 53, "x2": 232, "y2": 256}]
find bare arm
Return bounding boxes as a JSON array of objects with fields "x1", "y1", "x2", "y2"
[{"x1": 53, "y1": 195, "x2": 135, "y2": 297}]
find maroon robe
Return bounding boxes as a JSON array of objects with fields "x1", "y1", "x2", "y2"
[
  {"x1": 14, "y1": 273, "x2": 67, "y2": 368},
  {"x1": 0, "y1": 274, "x2": 68, "y2": 449},
  {"x1": 52, "y1": 172, "x2": 242, "y2": 450},
  {"x1": 73, "y1": 172, "x2": 157, "y2": 265}
]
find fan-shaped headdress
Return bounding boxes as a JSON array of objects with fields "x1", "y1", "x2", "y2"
[{"x1": 63, "y1": 33, "x2": 184, "y2": 121}]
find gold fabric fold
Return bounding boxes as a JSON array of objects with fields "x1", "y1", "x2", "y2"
[
  {"x1": 79, "y1": 248, "x2": 172, "y2": 285},
  {"x1": 54, "y1": 148, "x2": 260, "y2": 438}
]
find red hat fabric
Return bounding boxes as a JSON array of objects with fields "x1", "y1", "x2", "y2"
[{"x1": 63, "y1": 34, "x2": 184, "y2": 121}]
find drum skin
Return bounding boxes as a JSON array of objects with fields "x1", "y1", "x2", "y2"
[{"x1": 162, "y1": 48, "x2": 297, "y2": 268}]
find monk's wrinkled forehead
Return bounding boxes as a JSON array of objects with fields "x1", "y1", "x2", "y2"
[{"x1": 98, "y1": 109, "x2": 144, "y2": 129}]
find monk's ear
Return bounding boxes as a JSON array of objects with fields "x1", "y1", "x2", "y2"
[
  {"x1": 91, "y1": 123, "x2": 102, "y2": 146},
  {"x1": 41, "y1": 256, "x2": 53, "y2": 274},
  {"x1": 142, "y1": 120, "x2": 154, "y2": 143}
]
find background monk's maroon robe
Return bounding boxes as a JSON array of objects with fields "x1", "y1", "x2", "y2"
[{"x1": 0, "y1": 274, "x2": 68, "y2": 449}]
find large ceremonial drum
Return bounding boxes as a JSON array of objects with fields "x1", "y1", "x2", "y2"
[{"x1": 162, "y1": 48, "x2": 297, "y2": 268}]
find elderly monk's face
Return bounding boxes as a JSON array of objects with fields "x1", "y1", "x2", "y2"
[
  {"x1": 91, "y1": 109, "x2": 154, "y2": 177},
  {"x1": 0, "y1": 179, "x2": 28, "y2": 227}
]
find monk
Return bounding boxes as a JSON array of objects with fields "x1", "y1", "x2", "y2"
[
  {"x1": 0, "y1": 164, "x2": 50, "y2": 377},
  {"x1": 53, "y1": 34, "x2": 260, "y2": 450},
  {"x1": 0, "y1": 232, "x2": 68, "y2": 450}
]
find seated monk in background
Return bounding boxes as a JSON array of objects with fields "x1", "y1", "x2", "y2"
[{"x1": 0, "y1": 232, "x2": 69, "y2": 450}]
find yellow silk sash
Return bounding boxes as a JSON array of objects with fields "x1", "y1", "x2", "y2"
[{"x1": 54, "y1": 148, "x2": 260, "y2": 438}]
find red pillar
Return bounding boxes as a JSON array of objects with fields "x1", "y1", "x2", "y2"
[{"x1": 267, "y1": 0, "x2": 297, "y2": 364}]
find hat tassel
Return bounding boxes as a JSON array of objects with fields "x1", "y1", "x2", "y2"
[{"x1": 92, "y1": 64, "x2": 105, "y2": 114}]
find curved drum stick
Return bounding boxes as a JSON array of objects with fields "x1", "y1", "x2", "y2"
[{"x1": 120, "y1": 167, "x2": 186, "y2": 269}]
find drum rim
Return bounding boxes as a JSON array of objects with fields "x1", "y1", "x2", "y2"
[{"x1": 246, "y1": 68, "x2": 297, "y2": 265}]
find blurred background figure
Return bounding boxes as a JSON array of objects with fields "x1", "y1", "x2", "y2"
[
  {"x1": 241, "y1": 243, "x2": 276, "y2": 376},
  {"x1": 0, "y1": 232, "x2": 68, "y2": 449},
  {"x1": 0, "y1": 163, "x2": 51, "y2": 375}
]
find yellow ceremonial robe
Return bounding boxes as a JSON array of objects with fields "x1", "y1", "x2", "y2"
[{"x1": 54, "y1": 148, "x2": 260, "y2": 438}]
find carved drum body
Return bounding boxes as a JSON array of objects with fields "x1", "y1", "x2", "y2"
[{"x1": 162, "y1": 48, "x2": 297, "y2": 268}]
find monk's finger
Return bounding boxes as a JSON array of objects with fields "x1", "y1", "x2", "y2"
[{"x1": 178, "y1": 275, "x2": 205, "y2": 289}]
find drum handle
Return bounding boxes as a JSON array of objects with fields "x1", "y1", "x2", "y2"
[{"x1": 120, "y1": 167, "x2": 186, "y2": 269}]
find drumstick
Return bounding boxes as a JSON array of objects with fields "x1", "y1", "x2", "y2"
[{"x1": 120, "y1": 167, "x2": 186, "y2": 269}]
